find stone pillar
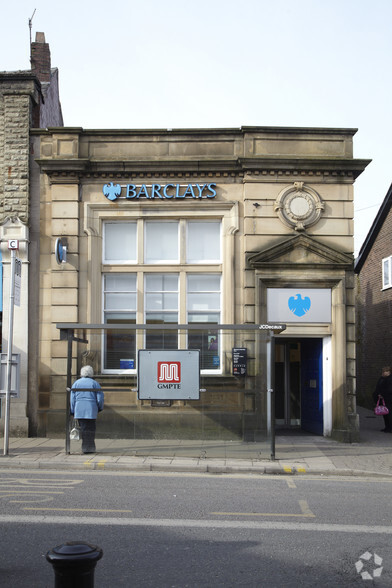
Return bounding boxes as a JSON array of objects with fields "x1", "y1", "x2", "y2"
[{"x1": 46, "y1": 184, "x2": 80, "y2": 434}]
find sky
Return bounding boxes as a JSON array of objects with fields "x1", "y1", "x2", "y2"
[{"x1": 2, "y1": 0, "x2": 392, "y2": 256}]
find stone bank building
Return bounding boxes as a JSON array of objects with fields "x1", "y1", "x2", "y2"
[{"x1": 0, "y1": 38, "x2": 370, "y2": 444}]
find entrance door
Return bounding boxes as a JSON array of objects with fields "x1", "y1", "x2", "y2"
[{"x1": 274, "y1": 338, "x2": 323, "y2": 434}]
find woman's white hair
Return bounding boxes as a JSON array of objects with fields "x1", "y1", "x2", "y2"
[{"x1": 80, "y1": 365, "x2": 94, "y2": 378}]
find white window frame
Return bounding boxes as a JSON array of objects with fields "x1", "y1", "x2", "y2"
[
  {"x1": 100, "y1": 219, "x2": 226, "y2": 374},
  {"x1": 382, "y1": 256, "x2": 392, "y2": 289}
]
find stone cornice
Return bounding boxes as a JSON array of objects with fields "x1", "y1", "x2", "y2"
[
  {"x1": 30, "y1": 125, "x2": 359, "y2": 137},
  {"x1": 35, "y1": 156, "x2": 370, "y2": 181},
  {"x1": 238, "y1": 157, "x2": 370, "y2": 179}
]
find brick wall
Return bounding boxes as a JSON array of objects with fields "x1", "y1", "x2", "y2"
[
  {"x1": 31, "y1": 32, "x2": 51, "y2": 83},
  {"x1": 356, "y1": 210, "x2": 392, "y2": 406}
]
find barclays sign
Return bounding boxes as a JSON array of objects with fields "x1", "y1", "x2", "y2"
[
  {"x1": 267, "y1": 288, "x2": 332, "y2": 323},
  {"x1": 103, "y1": 182, "x2": 217, "y2": 201}
]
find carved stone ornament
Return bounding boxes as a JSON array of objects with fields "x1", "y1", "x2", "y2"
[{"x1": 274, "y1": 182, "x2": 324, "y2": 232}]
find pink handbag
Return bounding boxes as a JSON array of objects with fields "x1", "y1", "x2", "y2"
[{"x1": 375, "y1": 395, "x2": 389, "y2": 416}]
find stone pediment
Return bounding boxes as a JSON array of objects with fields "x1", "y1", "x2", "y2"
[{"x1": 248, "y1": 234, "x2": 353, "y2": 269}]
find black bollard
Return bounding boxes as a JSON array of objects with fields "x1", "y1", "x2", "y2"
[{"x1": 46, "y1": 541, "x2": 103, "y2": 588}]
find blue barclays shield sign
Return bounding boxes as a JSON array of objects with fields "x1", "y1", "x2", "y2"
[
  {"x1": 138, "y1": 350, "x2": 200, "y2": 400},
  {"x1": 267, "y1": 288, "x2": 331, "y2": 323}
]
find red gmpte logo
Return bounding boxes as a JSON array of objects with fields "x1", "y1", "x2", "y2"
[{"x1": 157, "y1": 362, "x2": 181, "y2": 383}]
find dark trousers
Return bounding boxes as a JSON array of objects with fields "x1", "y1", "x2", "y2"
[
  {"x1": 78, "y1": 419, "x2": 96, "y2": 453},
  {"x1": 383, "y1": 412, "x2": 392, "y2": 431}
]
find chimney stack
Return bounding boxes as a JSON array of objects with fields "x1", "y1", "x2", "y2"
[{"x1": 31, "y1": 32, "x2": 51, "y2": 83}]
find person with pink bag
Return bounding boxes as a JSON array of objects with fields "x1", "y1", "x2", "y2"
[{"x1": 373, "y1": 366, "x2": 392, "y2": 432}]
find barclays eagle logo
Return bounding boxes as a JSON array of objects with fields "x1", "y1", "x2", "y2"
[
  {"x1": 288, "y1": 293, "x2": 311, "y2": 317},
  {"x1": 103, "y1": 183, "x2": 121, "y2": 201}
]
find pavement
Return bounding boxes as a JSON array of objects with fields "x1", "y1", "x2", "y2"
[{"x1": 1, "y1": 406, "x2": 392, "y2": 477}]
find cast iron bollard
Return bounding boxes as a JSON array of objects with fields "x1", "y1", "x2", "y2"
[{"x1": 46, "y1": 541, "x2": 103, "y2": 587}]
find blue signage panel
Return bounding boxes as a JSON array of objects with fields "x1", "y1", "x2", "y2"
[
  {"x1": 267, "y1": 288, "x2": 331, "y2": 323},
  {"x1": 138, "y1": 350, "x2": 200, "y2": 400}
]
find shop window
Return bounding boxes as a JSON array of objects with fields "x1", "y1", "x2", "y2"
[
  {"x1": 101, "y1": 220, "x2": 223, "y2": 372},
  {"x1": 145, "y1": 221, "x2": 179, "y2": 263},
  {"x1": 145, "y1": 274, "x2": 179, "y2": 349},
  {"x1": 383, "y1": 256, "x2": 392, "y2": 289},
  {"x1": 103, "y1": 222, "x2": 137, "y2": 263},
  {"x1": 103, "y1": 274, "x2": 137, "y2": 371},
  {"x1": 186, "y1": 221, "x2": 221, "y2": 263},
  {"x1": 187, "y1": 274, "x2": 221, "y2": 371}
]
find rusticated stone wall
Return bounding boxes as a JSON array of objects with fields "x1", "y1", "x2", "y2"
[{"x1": 0, "y1": 75, "x2": 40, "y2": 224}]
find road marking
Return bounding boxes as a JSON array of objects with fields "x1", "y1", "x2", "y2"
[
  {"x1": 22, "y1": 508, "x2": 133, "y2": 513},
  {"x1": 299, "y1": 500, "x2": 314, "y2": 516},
  {"x1": 0, "y1": 491, "x2": 64, "y2": 495},
  {"x1": 2, "y1": 515, "x2": 392, "y2": 534},
  {"x1": 0, "y1": 478, "x2": 82, "y2": 487},
  {"x1": 210, "y1": 500, "x2": 315, "y2": 518},
  {"x1": 286, "y1": 478, "x2": 296, "y2": 488},
  {"x1": 283, "y1": 466, "x2": 307, "y2": 474}
]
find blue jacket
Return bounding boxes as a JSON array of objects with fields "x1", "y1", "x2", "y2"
[{"x1": 70, "y1": 377, "x2": 104, "y2": 419}]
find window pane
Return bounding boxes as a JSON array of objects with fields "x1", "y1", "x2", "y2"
[
  {"x1": 187, "y1": 274, "x2": 221, "y2": 311},
  {"x1": 103, "y1": 274, "x2": 137, "y2": 369},
  {"x1": 104, "y1": 222, "x2": 136, "y2": 262},
  {"x1": 145, "y1": 274, "x2": 178, "y2": 312},
  {"x1": 188, "y1": 313, "x2": 220, "y2": 323},
  {"x1": 145, "y1": 275, "x2": 178, "y2": 349},
  {"x1": 105, "y1": 293, "x2": 136, "y2": 310},
  {"x1": 104, "y1": 315, "x2": 136, "y2": 370},
  {"x1": 383, "y1": 259, "x2": 390, "y2": 287},
  {"x1": 104, "y1": 274, "x2": 137, "y2": 310},
  {"x1": 146, "y1": 312, "x2": 178, "y2": 324},
  {"x1": 146, "y1": 313, "x2": 178, "y2": 349},
  {"x1": 187, "y1": 274, "x2": 221, "y2": 291},
  {"x1": 187, "y1": 221, "x2": 221, "y2": 263},
  {"x1": 188, "y1": 329, "x2": 220, "y2": 370},
  {"x1": 145, "y1": 292, "x2": 178, "y2": 311},
  {"x1": 188, "y1": 293, "x2": 220, "y2": 311},
  {"x1": 145, "y1": 222, "x2": 179, "y2": 263},
  {"x1": 104, "y1": 274, "x2": 136, "y2": 291},
  {"x1": 145, "y1": 274, "x2": 178, "y2": 292},
  {"x1": 187, "y1": 274, "x2": 221, "y2": 370}
]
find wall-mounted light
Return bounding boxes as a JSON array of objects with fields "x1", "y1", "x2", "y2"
[{"x1": 55, "y1": 237, "x2": 68, "y2": 264}]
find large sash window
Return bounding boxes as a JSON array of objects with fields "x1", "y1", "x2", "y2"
[{"x1": 102, "y1": 220, "x2": 222, "y2": 372}]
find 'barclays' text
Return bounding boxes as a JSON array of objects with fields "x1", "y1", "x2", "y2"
[{"x1": 103, "y1": 182, "x2": 217, "y2": 201}]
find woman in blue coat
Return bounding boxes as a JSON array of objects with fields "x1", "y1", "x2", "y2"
[{"x1": 70, "y1": 365, "x2": 104, "y2": 453}]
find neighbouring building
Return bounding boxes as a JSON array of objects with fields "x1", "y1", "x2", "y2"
[
  {"x1": 355, "y1": 182, "x2": 392, "y2": 408},
  {"x1": 0, "y1": 32, "x2": 63, "y2": 435}
]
